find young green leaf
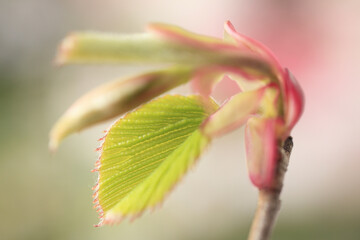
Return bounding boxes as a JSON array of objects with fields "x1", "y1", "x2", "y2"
[{"x1": 93, "y1": 95, "x2": 218, "y2": 226}]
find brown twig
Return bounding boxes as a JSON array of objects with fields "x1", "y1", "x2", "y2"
[{"x1": 247, "y1": 136, "x2": 293, "y2": 240}]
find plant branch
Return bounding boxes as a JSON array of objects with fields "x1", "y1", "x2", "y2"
[{"x1": 247, "y1": 136, "x2": 293, "y2": 240}]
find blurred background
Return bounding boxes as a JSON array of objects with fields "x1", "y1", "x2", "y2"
[{"x1": 1, "y1": 0, "x2": 360, "y2": 239}]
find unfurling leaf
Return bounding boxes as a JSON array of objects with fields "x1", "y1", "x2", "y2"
[
  {"x1": 93, "y1": 95, "x2": 218, "y2": 226},
  {"x1": 49, "y1": 67, "x2": 194, "y2": 151},
  {"x1": 201, "y1": 87, "x2": 266, "y2": 137},
  {"x1": 55, "y1": 30, "x2": 237, "y2": 66}
]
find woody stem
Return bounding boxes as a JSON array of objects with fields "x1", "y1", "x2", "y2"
[{"x1": 247, "y1": 136, "x2": 293, "y2": 240}]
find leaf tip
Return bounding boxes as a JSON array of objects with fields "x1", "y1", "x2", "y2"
[
  {"x1": 224, "y1": 20, "x2": 235, "y2": 30},
  {"x1": 55, "y1": 33, "x2": 77, "y2": 65},
  {"x1": 103, "y1": 212, "x2": 125, "y2": 226},
  {"x1": 49, "y1": 120, "x2": 68, "y2": 152},
  {"x1": 94, "y1": 218, "x2": 105, "y2": 228}
]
